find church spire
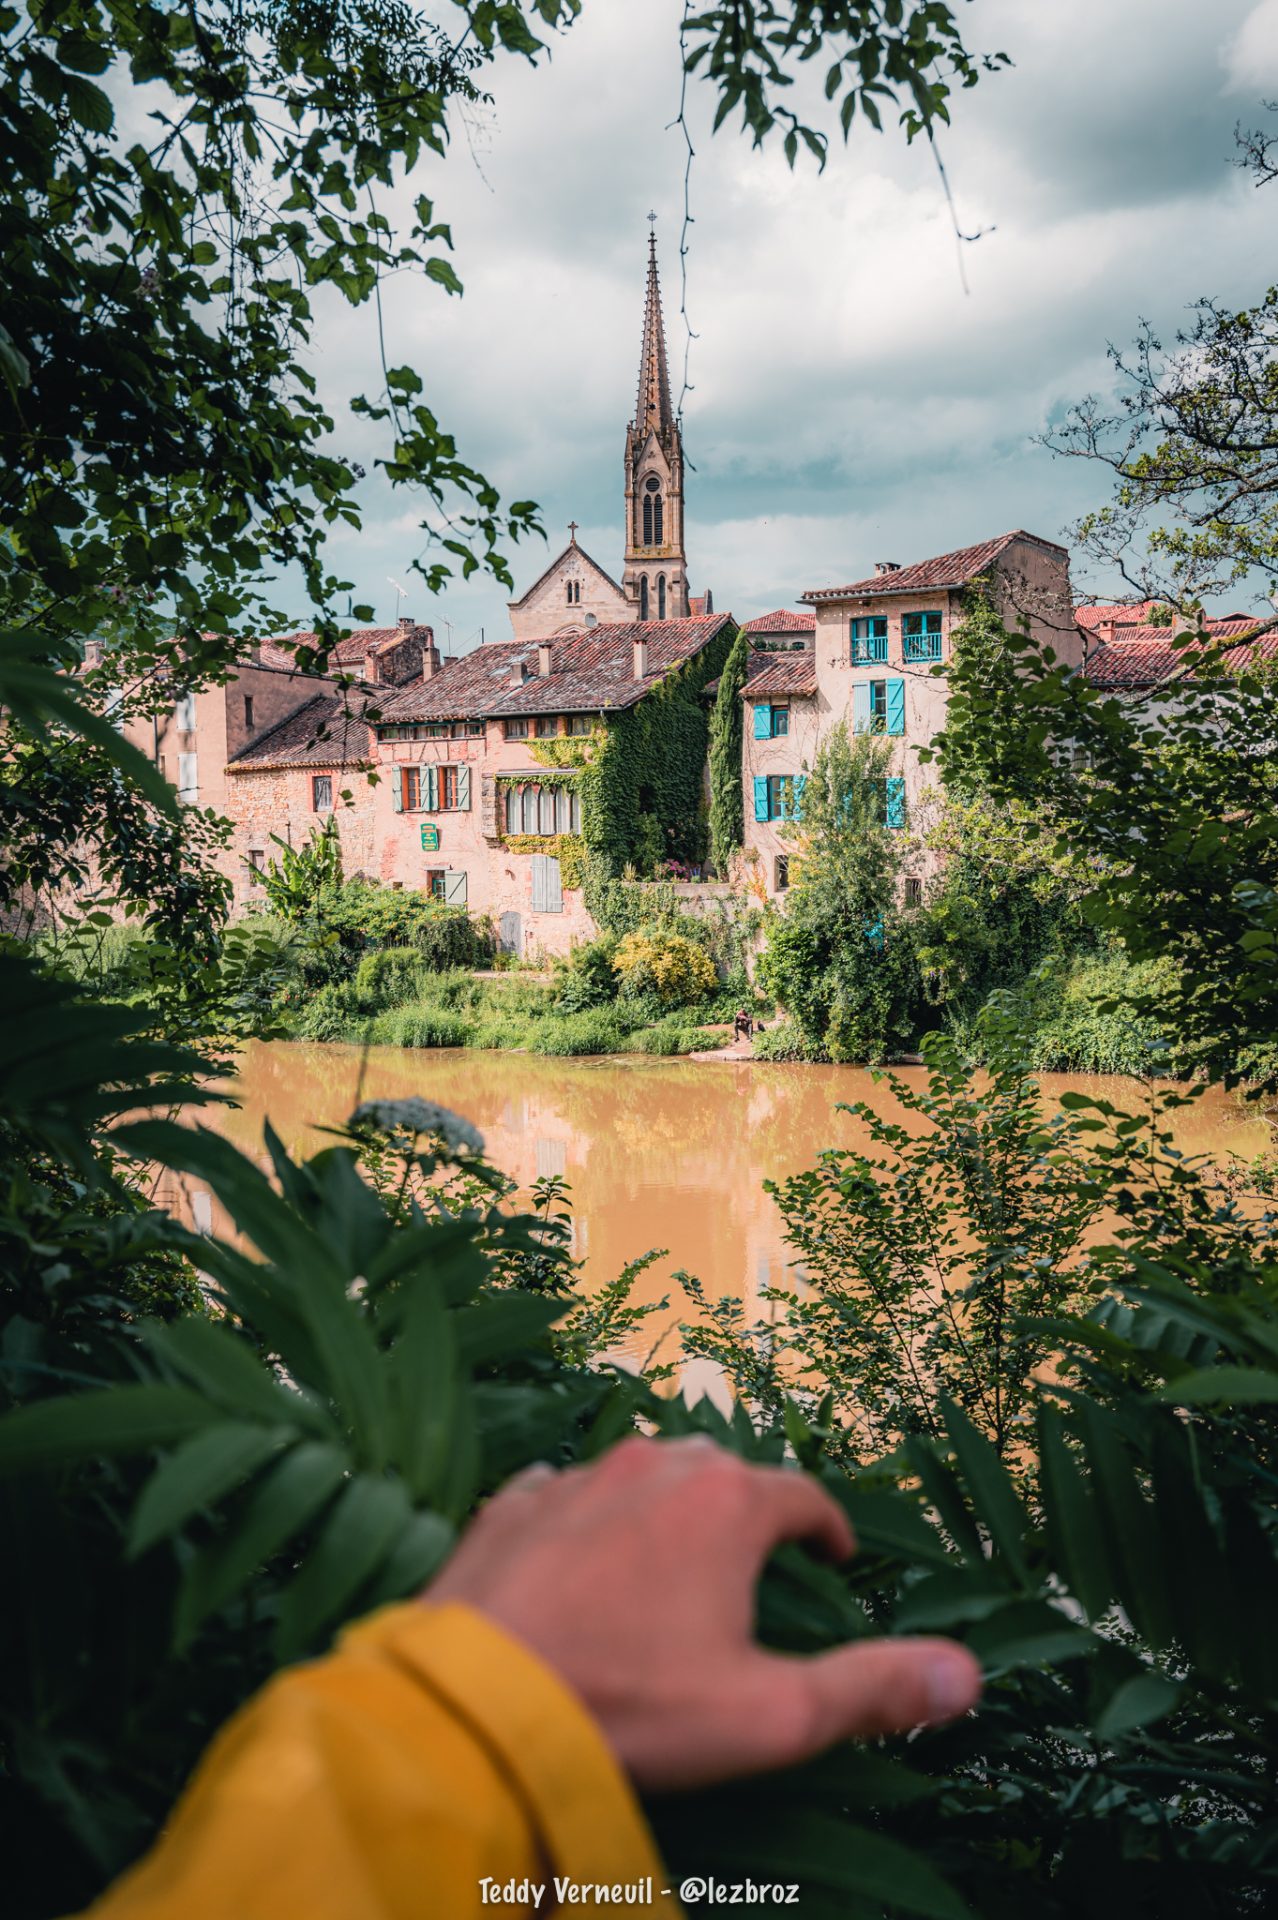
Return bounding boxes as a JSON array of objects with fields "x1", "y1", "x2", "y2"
[
  {"x1": 623, "y1": 221, "x2": 688, "y2": 621},
  {"x1": 634, "y1": 219, "x2": 674, "y2": 436}
]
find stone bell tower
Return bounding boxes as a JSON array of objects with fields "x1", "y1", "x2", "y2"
[{"x1": 622, "y1": 222, "x2": 688, "y2": 622}]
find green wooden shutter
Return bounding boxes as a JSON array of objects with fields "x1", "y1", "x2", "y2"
[
  {"x1": 753, "y1": 776, "x2": 769, "y2": 822},
  {"x1": 885, "y1": 777, "x2": 906, "y2": 829},
  {"x1": 458, "y1": 765, "x2": 471, "y2": 810},
  {"x1": 792, "y1": 775, "x2": 807, "y2": 821},
  {"x1": 852, "y1": 682, "x2": 871, "y2": 734},
  {"x1": 753, "y1": 703, "x2": 771, "y2": 739},
  {"x1": 444, "y1": 870, "x2": 467, "y2": 906},
  {"x1": 391, "y1": 770, "x2": 403, "y2": 813},
  {"x1": 886, "y1": 678, "x2": 905, "y2": 736}
]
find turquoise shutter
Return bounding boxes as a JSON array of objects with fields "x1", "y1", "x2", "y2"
[
  {"x1": 852, "y1": 682, "x2": 871, "y2": 735},
  {"x1": 792, "y1": 775, "x2": 807, "y2": 822},
  {"x1": 753, "y1": 703, "x2": 771, "y2": 739},
  {"x1": 458, "y1": 765, "x2": 471, "y2": 810},
  {"x1": 886, "y1": 678, "x2": 905, "y2": 736},
  {"x1": 865, "y1": 917, "x2": 884, "y2": 948},
  {"x1": 391, "y1": 770, "x2": 403, "y2": 813},
  {"x1": 753, "y1": 776, "x2": 769, "y2": 822},
  {"x1": 885, "y1": 777, "x2": 906, "y2": 829}
]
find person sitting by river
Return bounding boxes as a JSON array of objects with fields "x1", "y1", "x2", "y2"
[
  {"x1": 83, "y1": 1436, "x2": 981, "y2": 1920},
  {"x1": 732, "y1": 1008, "x2": 753, "y2": 1043}
]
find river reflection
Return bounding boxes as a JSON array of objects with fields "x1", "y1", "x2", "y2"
[{"x1": 179, "y1": 1043, "x2": 1270, "y2": 1383}]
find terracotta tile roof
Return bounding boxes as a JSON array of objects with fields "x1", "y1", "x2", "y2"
[
  {"x1": 704, "y1": 649, "x2": 819, "y2": 700},
  {"x1": 803, "y1": 531, "x2": 1068, "y2": 603},
  {"x1": 377, "y1": 616, "x2": 733, "y2": 723},
  {"x1": 1086, "y1": 619, "x2": 1272, "y2": 689},
  {"x1": 1075, "y1": 601, "x2": 1159, "y2": 633},
  {"x1": 227, "y1": 693, "x2": 373, "y2": 770},
  {"x1": 255, "y1": 623, "x2": 429, "y2": 672},
  {"x1": 743, "y1": 608, "x2": 816, "y2": 635}
]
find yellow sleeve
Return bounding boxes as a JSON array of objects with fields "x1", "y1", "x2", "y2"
[{"x1": 83, "y1": 1603, "x2": 683, "y2": 1920}]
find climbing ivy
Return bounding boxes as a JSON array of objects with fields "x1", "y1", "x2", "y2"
[
  {"x1": 528, "y1": 732, "x2": 602, "y2": 770},
  {"x1": 502, "y1": 834, "x2": 586, "y2": 890},
  {"x1": 708, "y1": 625, "x2": 749, "y2": 874},
  {"x1": 579, "y1": 625, "x2": 736, "y2": 875}
]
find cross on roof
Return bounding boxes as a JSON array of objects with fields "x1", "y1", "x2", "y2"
[{"x1": 568, "y1": 520, "x2": 578, "y2": 542}]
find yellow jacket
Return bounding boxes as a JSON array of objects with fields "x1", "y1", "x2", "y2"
[{"x1": 87, "y1": 1603, "x2": 683, "y2": 1920}]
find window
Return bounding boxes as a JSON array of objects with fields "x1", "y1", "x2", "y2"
[
  {"x1": 504, "y1": 718, "x2": 530, "y2": 739},
  {"x1": 850, "y1": 617, "x2": 888, "y2": 664},
  {"x1": 751, "y1": 703, "x2": 790, "y2": 740},
  {"x1": 775, "y1": 855, "x2": 789, "y2": 892},
  {"x1": 438, "y1": 765, "x2": 460, "y2": 810},
  {"x1": 871, "y1": 777, "x2": 907, "y2": 829},
  {"x1": 468, "y1": 720, "x2": 485, "y2": 737},
  {"x1": 753, "y1": 774, "x2": 806, "y2": 823},
  {"x1": 243, "y1": 695, "x2": 254, "y2": 731},
  {"x1": 502, "y1": 783, "x2": 581, "y2": 836},
  {"x1": 642, "y1": 475, "x2": 663, "y2": 546},
  {"x1": 425, "y1": 869, "x2": 446, "y2": 901},
  {"x1": 175, "y1": 692, "x2": 196, "y2": 732},
  {"x1": 902, "y1": 611, "x2": 944, "y2": 661},
  {"x1": 425, "y1": 870, "x2": 468, "y2": 906},
  {"x1": 852, "y1": 677, "x2": 905, "y2": 736},
  {"x1": 566, "y1": 713, "x2": 593, "y2": 736},
  {"x1": 312, "y1": 774, "x2": 333, "y2": 812},
  {"x1": 904, "y1": 875, "x2": 922, "y2": 909},
  {"x1": 657, "y1": 574, "x2": 666, "y2": 620},
  {"x1": 247, "y1": 848, "x2": 265, "y2": 887},
  {"x1": 535, "y1": 716, "x2": 558, "y2": 738},
  {"x1": 639, "y1": 575, "x2": 649, "y2": 620},
  {"x1": 400, "y1": 766, "x2": 421, "y2": 811},
  {"x1": 177, "y1": 752, "x2": 198, "y2": 802}
]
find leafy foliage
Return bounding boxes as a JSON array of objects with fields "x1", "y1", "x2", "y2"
[
  {"x1": 708, "y1": 623, "x2": 749, "y2": 872},
  {"x1": 612, "y1": 930, "x2": 718, "y2": 1008}
]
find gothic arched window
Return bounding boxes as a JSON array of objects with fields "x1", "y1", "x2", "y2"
[
  {"x1": 643, "y1": 474, "x2": 662, "y2": 547},
  {"x1": 639, "y1": 575, "x2": 649, "y2": 621},
  {"x1": 657, "y1": 574, "x2": 667, "y2": 621},
  {"x1": 566, "y1": 582, "x2": 573, "y2": 606},
  {"x1": 642, "y1": 495, "x2": 653, "y2": 545},
  {"x1": 653, "y1": 494, "x2": 663, "y2": 544}
]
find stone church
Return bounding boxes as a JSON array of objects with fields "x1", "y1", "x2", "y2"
[{"x1": 506, "y1": 229, "x2": 713, "y2": 639}]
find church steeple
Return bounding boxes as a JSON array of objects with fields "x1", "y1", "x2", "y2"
[
  {"x1": 623, "y1": 220, "x2": 688, "y2": 622},
  {"x1": 636, "y1": 226, "x2": 674, "y2": 436}
]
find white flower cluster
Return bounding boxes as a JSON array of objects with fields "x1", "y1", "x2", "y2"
[{"x1": 347, "y1": 1099, "x2": 485, "y2": 1156}]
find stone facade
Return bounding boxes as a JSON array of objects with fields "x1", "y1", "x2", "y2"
[
  {"x1": 507, "y1": 537, "x2": 631, "y2": 640},
  {"x1": 228, "y1": 762, "x2": 378, "y2": 911}
]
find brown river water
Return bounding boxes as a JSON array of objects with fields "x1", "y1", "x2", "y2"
[{"x1": 174, "y1": 1042, "x2": 1271, "y2": 1391}]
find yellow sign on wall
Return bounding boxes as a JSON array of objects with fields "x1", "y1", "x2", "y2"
[{"x1": 420, "y1": 823, "x2": 440, "y2": 851}]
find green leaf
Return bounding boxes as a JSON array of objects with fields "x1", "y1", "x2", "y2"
[
  {"x1": 174, "y1": 1441, "x2": 348, "y2": 1649},
  {"x1": 1093, "y1": 1668, "x2": 1181, "y2": 1739},
  {"x1": 940, "y1": 1398, "x2": 1032, "y2": 1584},
  {"x1": 275, "y1": 1473, "x2": 413, "y2": 1659},
  {"x1": 128, "y1": 1423, "x2": 290, "y2": 1557},
  {"x1": 0, "y1": 1385, "x2": 218, "y2": 1472},
  {"x1": 142, "y1": 1314, "x2": 332, "y2": 1434},
  {"x1": 1156, "y1": 1366, "x2": 1278, "y2": 1405}
]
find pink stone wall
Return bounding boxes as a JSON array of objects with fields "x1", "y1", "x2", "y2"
[{"x1": 227, "y1": 764, "x2": 378, "y2": 912}]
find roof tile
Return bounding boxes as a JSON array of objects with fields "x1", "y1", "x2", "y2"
[
  {"x1": 743, "y1": 608, "x2": 816, "y2": 634},
  {"x1": 227, "y1": 693, "x2": 373, "y2": 770},
  {"x1": 803, "y1": 530, "x2": 1066, "y2": 603}
]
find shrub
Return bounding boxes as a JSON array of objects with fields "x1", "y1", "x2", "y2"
[
  {"x1": 1001, "y1": 951, "x2": 1172, "y2": 1077},
  {"x1": 377, "y1": 1005, "x2": 474, "y2": 1049},
  {"x1": 528, "y1": 1011, "x2": 627, "y2": 1055},
  {"x1": 553, "y1": 934, "x2": 621, "y2": 1012},
  {"x1": 291, "y1": 979, "x2": 371, "y2": 1041},
  {"x1": 751, "y1": 1019, "x2": 825, "y2": 1062},
  {"x1": 612, "y1": 930, "x2": 717, "y2": 1008},
  {"x1": 625, "y1": 1023, "x2": 728, "y2": 1055},
  {"x1": 351, "y1": 946, "x2": 430, "y2": 1010}
]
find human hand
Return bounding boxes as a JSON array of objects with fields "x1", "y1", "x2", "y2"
[{"x1": 422, "y1": 1434, "x2": 981, "y2": 1792}]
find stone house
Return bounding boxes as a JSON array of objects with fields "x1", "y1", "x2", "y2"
[
  {"x1": 741, "y1": 608, "x2": 816, "y2": 650},
  {"x1": 224, "y1": 692, "x2": 379, "y2": 911},
  {"x1": 739, "y1": 531, "x2": 1078, "y2": 900},
  {"x1": 369, "y1": 614, "x2": 735, "y2": 957}
]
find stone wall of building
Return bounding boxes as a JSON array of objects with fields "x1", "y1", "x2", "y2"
[{"x1": 228, "y1": 764, "x2": 378, "y2": 912}]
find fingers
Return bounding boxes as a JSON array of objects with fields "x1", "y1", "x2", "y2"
[
  {"x1": 794, "y1": 1636, "x2": 982, "y2": 1753},
  {"x1": 744, "y1": 1466, "x2": 856, "y2": 1565}
]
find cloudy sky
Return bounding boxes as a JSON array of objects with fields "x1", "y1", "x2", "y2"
[{"x1": 305, "y1": 0, "x2": 1278, "y2": 650}]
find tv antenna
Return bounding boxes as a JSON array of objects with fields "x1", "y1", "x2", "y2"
[{"x1": 387, "y1": 576, "x2": 410, "y2": 620}]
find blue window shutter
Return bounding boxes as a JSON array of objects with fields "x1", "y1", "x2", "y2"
[
  {"x1": 852, "y1": 682, "x2": 871, "y2": 735},
  {"x1": 886, "y1": 776, "x2": 906, "y2": 829},
  {"x1": 865, "y1": 917, "x2": 884, "y2": 948},
  {"x1": 792, "y1": 775, "x2": 807, "y2": 822},
  {"x1": 886, "y1": 678, "x2": 905, "y2": 736},
  {"x1": 753, "y1": 776, "x2": 769, "y2": 822},
  {"x1": 753, "y1": 703, "x2": 771, "y2": 739}
]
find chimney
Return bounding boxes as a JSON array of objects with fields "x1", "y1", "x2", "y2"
[
  {"x1": 364, "y1": 647, "x2": 382, "y2": 686},
  {"x1": 875, "y1": 561, "x2": 901, "y2": 575},
  {"x1": 82, "y1": 639, "x2": 103, "y2": 668},
  {"x1": 511, "y1": 658, "x2": 529, "y2": 687},
  {"x1": 420, "y1": 636, "x2": 440, "y2": 681},
  {"x1": 537, "y1": 642, "x2": 553, "y2": 676},
  {"x1": 398, "y1": 615, "x2": 416, "y2": 634},
  {"x1": 633, "y1": 638, "x2": 649, "y2": 680}
]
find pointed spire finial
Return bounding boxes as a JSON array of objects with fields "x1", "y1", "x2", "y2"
[{"x1": 635, "y1": 219, "x2": 673, "y2": 436}]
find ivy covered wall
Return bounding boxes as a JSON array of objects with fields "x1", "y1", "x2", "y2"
[
  {"x1": 579, "y1": 622, "x2": 736, "y2": 875},
  {"x1": 708, "y1": 625, "x2": 749, "y2": 874}
]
